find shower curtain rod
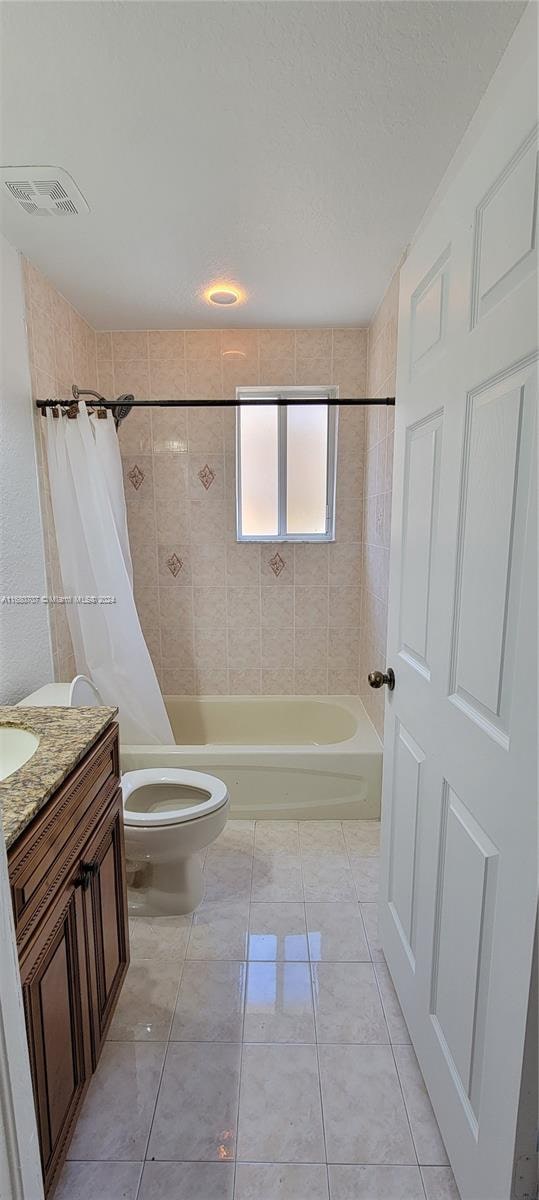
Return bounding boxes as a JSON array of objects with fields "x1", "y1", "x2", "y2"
[{"x1": 36, "y1": 392, "x2": 395, "y2": 412}]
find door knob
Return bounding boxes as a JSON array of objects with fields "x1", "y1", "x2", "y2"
[{"x1": 368, "y1": 668, "x2": 395, "y2": 691}]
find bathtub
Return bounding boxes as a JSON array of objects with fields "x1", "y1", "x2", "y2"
[{"x1": 121, "y1": 695, "x2": 382, "y2": 820}]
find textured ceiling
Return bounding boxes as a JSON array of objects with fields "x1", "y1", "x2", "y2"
[{"x1": 0, "y1": 1, "x2": 525, "y2": 329}]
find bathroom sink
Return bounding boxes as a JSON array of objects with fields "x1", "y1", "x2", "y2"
[{"x1": 0, "y1": 726, "x2": 39, "y2": 782}]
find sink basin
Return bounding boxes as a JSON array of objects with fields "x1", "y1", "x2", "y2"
[{"x1": 0, "y1": 726, "x2": 39, "y2": 782}]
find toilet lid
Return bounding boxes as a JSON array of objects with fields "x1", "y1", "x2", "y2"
[{"x1": 121, "y1": 768, "x2": 228, "y2": 827}]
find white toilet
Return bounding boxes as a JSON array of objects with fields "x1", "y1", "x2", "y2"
[{"x1": 18, "y1": 675, "x2": 229, "y2": 915}]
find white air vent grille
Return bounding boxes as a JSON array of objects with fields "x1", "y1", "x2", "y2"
[{"x1": 0, "y1": 166, "x2": 89, "y2": 215}]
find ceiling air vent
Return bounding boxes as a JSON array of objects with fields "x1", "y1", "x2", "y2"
[{"x1": 0, "y1": 166, "x2": 89, "y2": 215}]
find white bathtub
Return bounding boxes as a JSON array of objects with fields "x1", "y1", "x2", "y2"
[{"x1": 121, "y1": 695, "x2": 382, "y2": 820}]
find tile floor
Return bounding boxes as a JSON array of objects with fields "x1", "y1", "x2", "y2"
[{"x1": 56, "y1": 821, "x2": 461, "y2": 1200}]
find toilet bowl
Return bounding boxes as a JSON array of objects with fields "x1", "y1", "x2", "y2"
[
  {"x1": 122, "y1": 768, "x2": 229, "y2": 915},
  {"x1": 18, "y1": 676, "x2": 230, "y2": 916}
]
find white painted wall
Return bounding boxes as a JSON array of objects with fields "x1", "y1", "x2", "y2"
[{"x1": 0, "y1": 233, "x2": 53, "y2": 701}]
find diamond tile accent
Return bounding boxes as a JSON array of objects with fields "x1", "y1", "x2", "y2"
[
  {"x1": 128, "y1": 464, "x2": 144, "y2": 490},
  {"x1": 198, "y1": 464, "x2": 215, "y2": 490},
  {"x1": 269, "y1": 551, "x2": 286, "y2": 577},
  {"x1": 166, "y1": 553, "x2": 183, "y2": 577}
]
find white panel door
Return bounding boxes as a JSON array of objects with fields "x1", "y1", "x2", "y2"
[{"x1": 379, "y1": 37, "x2": 538, "y2": 1200}]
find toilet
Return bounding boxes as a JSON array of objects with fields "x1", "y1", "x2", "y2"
[{"x1": 18, "y1": 675, "x2": 229, "y2": 915}]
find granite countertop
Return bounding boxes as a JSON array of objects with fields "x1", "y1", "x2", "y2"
[{"x1": 0, "y1": 705, "x2": 117, "y2": 850}]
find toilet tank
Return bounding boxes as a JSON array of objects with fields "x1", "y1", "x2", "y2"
[{"x1": 18, "y1": 675, "x2": 103, "y2": 707}]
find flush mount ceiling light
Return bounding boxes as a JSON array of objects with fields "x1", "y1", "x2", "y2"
[
  {"x1": 204, "y1": 282, "x2": 244, "y2": 307},
  {"x1": 222, "y1": 348, "x2": 247, "y2": 358}
]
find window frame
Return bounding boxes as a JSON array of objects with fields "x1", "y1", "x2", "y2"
[{"x1": 235, "y1": 386, "x2": 339, "y2": 543}]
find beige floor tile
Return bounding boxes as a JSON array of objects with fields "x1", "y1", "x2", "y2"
[
  {"x1": 138, "y1": 1160, "x2": 234, "y2": 1199},
  {"x1": 306, "y1": 901, "x2": 370, "y2": 961},
  {"x1": 128, "y1": 914, "x2": 192, "y2": 961},
  {"x1": 236, "y1": 1163, "x2": 330, "y2": 1199},
  {"x1": 319, "y1": 1043, "x2": 416, "y2": 1164},
  {"x1": 255, "y1": 820, "x2": 300, "y2": 853},
  {"x1": 147, "y1": 1042, "x2": 241, "y2": 1161},
  {"x1": 244, "y1": 962, "x2": 315, "y2": 1042},
  {"x1": 170, "y1": 960, "x2": 246, "y2": 1041},
  {"x1": 67, "y1": 1042, "x2": 166, "y2": 1161},
  {"x1": 251, "y1": 860, "x2": 304, "y2": 901},
  {"x1": 312, "y1": 962, "x2": 388, "y2": 1043},
  {"x1": 187, "y1": 901, "x2": 250, "y2": 960},
  {"x1": 342, "y1": 820, "x2": 381, "y2": 856},
  {"x1": 54, "y1": 1161, "x2": 142, "y2": 1200},
  {"x1": 107, "y1": 958, "x2": 182, "y2": 1041},
  {"x1": 374, "y1": 962, "x2": 411, "y2": 1044},
  {"x1": 394, "y1": 1047, "x2": 449, "y2": 1165},
  {"x1": 328, "y1": 1164, "x2": 425, "y2": 1199},
  {"x1": 213, "y1": 819, "x2": 255, "y2": 852},
  {"x1": 248, "y1": 902, "x2": 309, "y2": 960},
  {"x1": 302, "y1": 859, "x2": 356, "y2": 902},
  {"x1": 349, "y1": 855, "x2": 380, "y2": 902},
  {"x1": 237, "y1": 1043, "x2": 324, "y2": 1163},
  {"x1": 420, "y1": 1166, "x2": 461, "y2": 1199},
  {"x1": 202, "y1": 851, "x2": 253, "y2": 900},
  {"x1": 360, "y1": 902, "x2": 385, "y2": 961},
  {"x1": 298, "y1": 821, "x2": 346, "y2": 853}
]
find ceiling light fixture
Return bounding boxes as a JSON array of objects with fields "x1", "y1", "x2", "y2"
[{"x1": 204, "y1": 283, "x2": 244, "y2": 307}]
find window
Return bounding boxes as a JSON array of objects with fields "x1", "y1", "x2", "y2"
[{"x1": 236, "y1": 387, "x2": 338, "y2": 541}]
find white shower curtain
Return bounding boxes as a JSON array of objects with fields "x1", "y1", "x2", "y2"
[{"x1": 44, "y1": 404, "x2": 174, "y2": 744}]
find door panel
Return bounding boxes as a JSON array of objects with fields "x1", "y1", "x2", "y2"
[
  {"x1": 430, "y1": 785, "x2": 499, "y2": 1118},
  {"x1": 380, "y1": 43, "x2": 537, "y2": 1200},
  {"x1": 471, "y1": 127, "x2": 538, "y2": 326},
  {"x1": 19, "y1": 881, "x2": 91, "y2": 1190},
  {"x1": 387, "y1": 721, "x2": 424, "y2": 967},
  {"x1": 399, "y1": 412, "x2": 443, "y2": 677},
  {"x1": 83, "y1": 795, "x2": 129, "y2": 1065}
]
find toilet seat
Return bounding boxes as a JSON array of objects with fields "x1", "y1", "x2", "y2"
[{"x1": 122, "y1": 767, "x2": 228, "y2": 827}]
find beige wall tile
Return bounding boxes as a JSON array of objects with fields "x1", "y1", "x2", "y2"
[
  {"x1": 294, "y1": 587, "x2": 329, "y2": 629},
  {"x1": 259, "y1": 329, "x2": 295, "y2": 383},
  {"x1": 112, "y1": 331, "x2": 149, "y2": 364},
  {"x1": 221, "y1": 330, "x2": 259, "y2": 398},
  {"x1": 294, "y1": 543, "x2": 328, "y2": 586},
  {"x1": 261, "y1": 668, "x2": 295, "y2": 695},
  {"x1": 261, "y1": 626, "x2": 294, "y2": 669},
  {"x1": 148, "y1": 331, "x2": 185, "y2": 361},
  {"x1": 295, "y1": 329, "x2": 332, "y2": 385},
  {"x1": 260, "y1": 544, "x2": 294, "y2": 585},
  {"x1": 151, "y1": 409, "x2": 188, "y2": 453},
  {"x1": 150, "y1": 358, "x2": 185, "y2": 401},
  {"x1": 229, "y1": 669, "x2": 261, "y2": 695},
  {"x1": 261, "y1": 587, "x2": 294, "y2": 628},
  {"x1": 195, "y1": 667, "x2": 228, "y2": 695},
  {"x1": 185, "y1": 331, "x2": 222, "y2": 399}
]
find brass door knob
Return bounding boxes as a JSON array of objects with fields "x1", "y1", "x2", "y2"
[{"x1": 368, "y1": 668, "x2": 395, "y2": 691}]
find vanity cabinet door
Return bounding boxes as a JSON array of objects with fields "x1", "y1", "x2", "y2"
[
  {"x1": 82, "y1": 791, "x2": 129, "y2": 1064},
  {"x1": 19, "y1": 876, "x2": 91, "y2": 1193}
]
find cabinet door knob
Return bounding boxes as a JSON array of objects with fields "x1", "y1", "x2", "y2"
[
  {"x1": 368, "y1": 667, "x2": 395, "y2": 691},
  {"x1": 75, "y1": 860, "x2": 100, "y2": 890}
]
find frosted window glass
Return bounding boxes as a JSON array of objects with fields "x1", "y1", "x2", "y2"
[
  {"x1": 286, "y1": 405, "x2": 328, "y2": 534},
  {"x1": 240, "y1": 405, "x2": 279, "y2": 535}
]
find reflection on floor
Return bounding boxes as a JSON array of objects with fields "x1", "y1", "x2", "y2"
[{"x1": 55, "y1": 821, "x2": 461, "y2": 1200}]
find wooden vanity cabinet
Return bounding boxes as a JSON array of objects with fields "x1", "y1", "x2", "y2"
[{"x1": 7, "y1": 722, "x2": 129, "y2": 1196}]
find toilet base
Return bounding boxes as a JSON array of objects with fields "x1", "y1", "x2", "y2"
[{"x1": 127, "y1": 852, "x2": 205, "y2": 916}]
